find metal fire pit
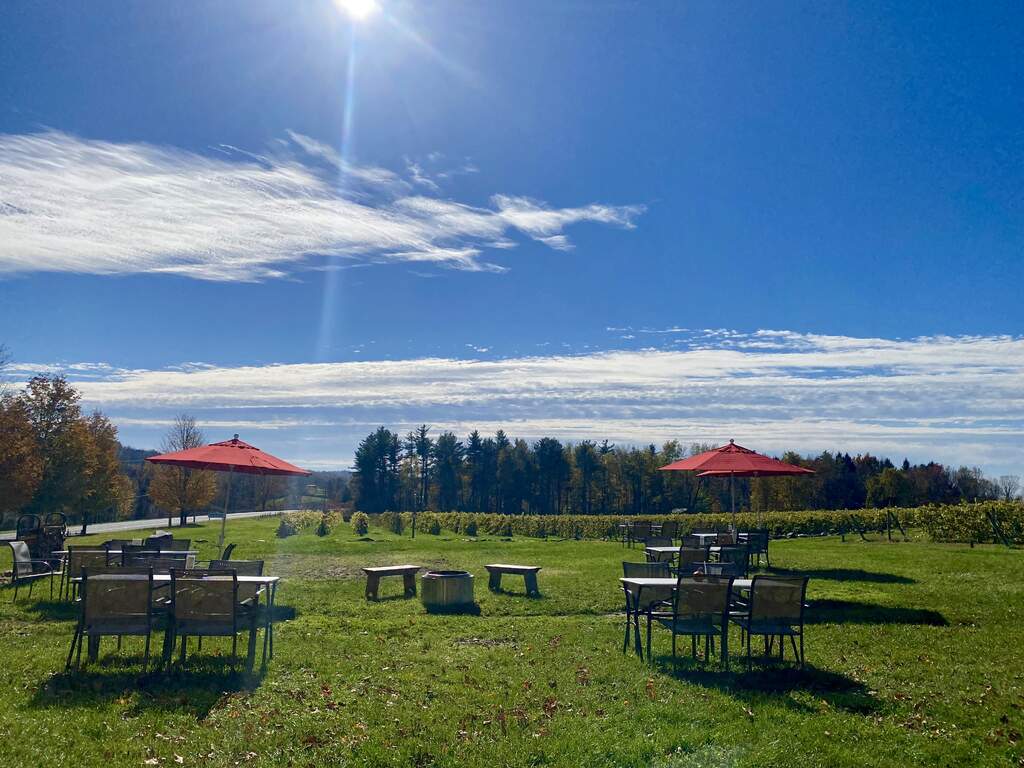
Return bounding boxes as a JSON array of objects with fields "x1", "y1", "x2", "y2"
[{"x1": 421, "y1": 570, "x2": 475, "y2": 613}]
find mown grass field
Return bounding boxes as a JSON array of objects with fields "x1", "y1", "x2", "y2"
[{"x1": 1, "y1": 517, "x2": 1023, "y2": 767}]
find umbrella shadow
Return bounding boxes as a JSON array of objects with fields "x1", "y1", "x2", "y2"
[
  {"x1": 806, "y1": 598, "x2": 948, "y2": 626},
  {"x1": 765, "y1": 566, "x2": 916, "y2": 585}
]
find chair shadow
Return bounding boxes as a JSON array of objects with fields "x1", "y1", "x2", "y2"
[
  {"x1": 656, "y1": 656, "x2": 880, "y2": 714},
  {"x1": 32, "y1": 654, "x2": 264, "y2": 720},
  {"x1": 23, "y1": 598, "x2": 79, "y2": 622},
  {"x1": 765, "y1": 566, "x2": 916, "y2": 585},
  {"x1": 806, "y1": 598, "x2": 948, "y2": 626}
]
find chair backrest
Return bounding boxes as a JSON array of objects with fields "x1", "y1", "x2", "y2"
[
  {"x1": 81, "y1": 570, "x2": 153, "y2": 626},
  {"x1": 672, "y1": 576, "x2": 733, "y2": 619},
  {"x1": 646, "y1": 536, "x2": 673, "y2": 548},
  {"x1": 677, "y1": 546, "x2": 707, "y2": 569},
  {"x1": 716, "y1": 532, "x2": 736, "y2": 546},
  {"x1": 659, "y1": 521, "x2": 679, "y2": 540},
  {"x1": 699, "y1": 561, "x2": 739, "y2": 577},
  {"x1": 8, "y1": 541, "x2": 34, "y2": 579},
  {"x1": 147, "y1": 557, "x2": 187, "y2": 574},
  {"x1": 717, "y1": 545, "x2": 750, "y2": 575},
  {"x1": 67, "y1": 547, "x2": 109, "y2": 574},
  {"x1": 102, "y1": 539, "x2": 134, "y2": 550},
  {"x1": 682, "y1": 534, "x2": 702, "y2": 548},
  {"x1": 171, "y1": 569, "x2": 238, "y2": 625},
  {"x1": 166, "y1": 538, "x2": 192, "y2": 552},
  {"x1": 630, "y1": 522, "x2": 652, "y2": 541},
  {"x1": 121, "y1": 545, "x2": 159, "y2": 566},
  {"x1": 746, "y1": 530, "x2": 769, "y2": 554},
  {"x1": 220, "y1": 543, "x2": 236, "y2": 561},
  {"x1": 622, "y1": 561, "x2": 671, "y2": 578},
  {"x1": 143, "y1": 534, "x2": 173, "y2": 549},
  {"x1": 750, "y1": 576, "x2": 808, "y2": 625}
]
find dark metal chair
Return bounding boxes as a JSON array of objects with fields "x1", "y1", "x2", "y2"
[
  {"x1": 621, "y1": 561, "x2": 671, "y2": 655},
  {"x1": 627, "y1": 522, "x2": 653, "y2": 548},
  {"x1": 121, "y1": 544, "x2": 159, "y2": 566},
  {"x1": 7, "y1": 541, "x2": 59, "y2": 602},
  {"x1": 166, "y1": 538, "x2": 192, "y2": 552},
  {"x1": 654, "y1": 575, "x2": 734, "y2": 670},
  {"x1": 66, "y1": 567, "x2": 158, "y2": 671},
  {"x1": 744, "y1": 530, "x2": 770, "y2": 567},
  {"x1": 659, "y1": 520, "x2": 679, "y2": 542},
  {"x1": 716, "y1": 546, "x2": 751, "y2": 578},
  {"x1": 61, "y1": 547, "x2": 109, "y2": 600},
  {"x1": 168, "y1": 569, "x2": 258, "y2": 671},
  {"x1": 730, "y1": 575, "x2": 809, "y2": 669},
  {"x1": 675, "y1": 546, "x2": 709, "y2": 575}
]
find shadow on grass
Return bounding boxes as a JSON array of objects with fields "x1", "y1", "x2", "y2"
[
  {"x1": 657, "y1": 657, "x2": 879, "y2": 714},
  {"x1": 32, "y1": 653, "x2": 264, "y2": 719},
  {"x1": 766, "y1": 566, "x2": 916, "y2": 585},
  {"x1": 24, "y1": 598, "x2": 79, "y2": 622},
  {"x1": 807, "y1": 599, "x2": 948, "y2": 626}
]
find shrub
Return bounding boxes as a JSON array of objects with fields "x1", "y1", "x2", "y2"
[
  {"x1": 380, "y1": 511, "x2": 404, "y2": 535},
  {"x1": 277, "y1": 510, "x2": 321, "y2": 537},
  {"x1": 464, "y1": 519, "x2": 477, "y2": 536},
  {"x1": 351, "y1": 511, "x2": 370, "y2": 535}
]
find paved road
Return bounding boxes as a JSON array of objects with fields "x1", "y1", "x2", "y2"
[{"x1": 0, "y1": 509, "x2": 297, "y2": 540}]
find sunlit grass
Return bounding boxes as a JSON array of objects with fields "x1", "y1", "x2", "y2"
[{"x1": 1, "y1": 518, "x2": 1022, "y2": 766}]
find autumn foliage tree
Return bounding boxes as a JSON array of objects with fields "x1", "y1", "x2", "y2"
[
  {"x1": 0, "y1": 395, "x2": 43, "y2": 524},
  {"x1": 147, "y1": 415, "x2": 217, "y2": 526}
]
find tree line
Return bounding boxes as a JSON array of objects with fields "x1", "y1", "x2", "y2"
[{"x1": 351, "y1": 425, "x2": 1020, "y2": 516}]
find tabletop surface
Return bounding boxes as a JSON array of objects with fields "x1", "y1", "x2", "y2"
[
  {"x1": 620, "y1": 577, "x2": 752, "y2": 590},
  {"x1": 72, "y1": 574, "x2": 279, "y2": 583},
  {"x1": 55, "y1": 549, "x2": 198, "y2": 556},
  {"x1": 645, "y1": 545, "x2": 723, "y2": 553}
]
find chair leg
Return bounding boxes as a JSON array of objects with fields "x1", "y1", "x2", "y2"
[
  {"x1": 799, "y1": 632, "x2": 804, "y2": 668},
  {"x1": 198, "y1": 636, "x2": 203, "y2": 652},
  {"x1": 66, "y1": 624, "x2": 82, "y2": 670},
  {"x1": 246, "y1": 622, "x2": 257, "y2": 673},
  {"x1": 143, "y1": 633, "x2": 151, "y2": 672},
  {"x1": 180, "y1": 635, "x2": 187, "y2": 663},
  {"x1": 790, "y1": 635, "x2": 799, "y2": 663},
  {"x1": 28, "y1": 579, "x2": 34, "y2": 598},
  {"x1": 12, "y1": 581, "x2": 18, "y2": 603},
  {"x1": 76, "y1": 628, "x2": 84, "y2": 668}
]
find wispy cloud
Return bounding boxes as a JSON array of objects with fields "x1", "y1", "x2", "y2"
[
  {"x1": 0, "y1": 130, "x2": 642, "y2": 281},
  {"x1": 11, "y1": 331, "x2": 1024, "y2": 472}
]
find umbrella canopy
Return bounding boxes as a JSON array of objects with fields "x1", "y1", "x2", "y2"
[
  {"x1": 146, "y1": 435, "x2": 310, "y2": 546},
  {"x1": 147, "y1": 435, "x2": 311, "y2": 477},
  {"x1": 659, "y1": 440, "x2": 815, "y2": 478},
  {"x1": 658, "y1": 440, "x2": 814, "y2": 523}
]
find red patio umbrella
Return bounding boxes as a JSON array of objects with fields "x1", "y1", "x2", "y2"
[
  {"x1": 147, "y1": 434, "x2": 311, "y2": 547},
  {"x1": 659, "y1": 439, "x2": 814, "y2": 529}
]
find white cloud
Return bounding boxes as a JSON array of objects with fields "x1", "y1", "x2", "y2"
[
  {"x1": 14, "y1": 330, "x2": 1024, "y2": 473},
  {"x1": 0, "y1": 130, "x2": 642, "y2": 281}
]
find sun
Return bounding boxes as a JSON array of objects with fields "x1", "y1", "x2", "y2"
[{"x1": 334, "y1": 0, "x2": 379, "y2": 21}]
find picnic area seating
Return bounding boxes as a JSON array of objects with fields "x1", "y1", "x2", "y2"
[
  {"x1": 675, "y1": 546, "x2": 708, "y2": 574},
  {"x1": 730, "y1": 575, "x2": 809, "y2": 669},
  {"x1": 653, "y1": 575, "x2": 734, "y2": 670},
  {"x1": 363, "y1": 565, "x2": 420, "y2": 600},
  {"x1": 484, "y1": 563, "x2": 541, "y2": 596},
  {"x1": 169, "y1": 569, "x2": 259, "y2": 671},
  {"x1": 61, "y1": 547, "x2": 110, "y2": 600},
  {"x1": 7, "y1": 541, "x2": 60, "y2": 602},
  {"x1": 66, "y1": 567, "x2": 158, "y2": 671}
]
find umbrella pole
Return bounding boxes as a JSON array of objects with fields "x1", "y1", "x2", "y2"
[
  {"x1": 730, "y1": 472, "x2": 735, "y2": 532},
  {"x1": 219, "y1": 467, "x2": 234, "y2": 549}
]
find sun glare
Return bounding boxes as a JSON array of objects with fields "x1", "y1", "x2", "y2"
[{"x1": 334, "y1": 0, "x2": 379, "y2": 21}]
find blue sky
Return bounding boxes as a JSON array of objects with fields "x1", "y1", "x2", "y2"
[{"x1": 1, "y1": 1, "x2": 1022, "y2": 472}]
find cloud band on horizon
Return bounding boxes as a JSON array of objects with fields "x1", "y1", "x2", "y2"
[{"x1": 8, "y1": 330, "x2": 1024, "y2": 473}]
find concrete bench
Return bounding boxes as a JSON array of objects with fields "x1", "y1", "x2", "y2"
[
  {"x1": 484, "y1": 564, "x2": 541, "y2": 596},
  {"x1": 362, "y1": 565, "x2": 420, "y2": 601}
]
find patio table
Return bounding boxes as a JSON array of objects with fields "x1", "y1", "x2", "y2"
[{"x1": 620, "y1": 576, "x2": 751, "y2": 660}]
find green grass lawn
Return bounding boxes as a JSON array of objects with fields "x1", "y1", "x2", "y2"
[{"x1": 1, "y1": 519, "x2": 1023, "y2": 767}]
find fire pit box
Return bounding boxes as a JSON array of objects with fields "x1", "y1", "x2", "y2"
[{"x1": 421, "y1": 570, "x2": 475, "y2": 613}]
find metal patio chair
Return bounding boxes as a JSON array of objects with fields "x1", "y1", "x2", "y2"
[
  {"x1": 168, "y1": 569, "x2": 258, "y2": 671},
  {"x1": 66, "y1": 567, "x2": 158, "y2": 671},
  {"x1": 730, "y1": 575, "x2": 809, "y2": 669},
  {"x1": 7, "y1": 541, "x2": 59, "y2": 602},
  {"x1": 654, "y1": 575, "x2": 734, "y2": 670}
]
